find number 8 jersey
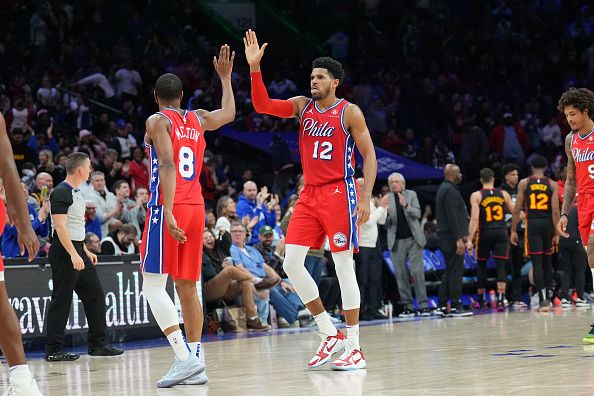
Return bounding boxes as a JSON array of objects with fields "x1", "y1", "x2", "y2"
[
  {"x1": 146, "y1": 108, "x2": 206, "y2": 207},
  {"x1": 299, "y1": 99, "x2": 354, "y2": 185}
]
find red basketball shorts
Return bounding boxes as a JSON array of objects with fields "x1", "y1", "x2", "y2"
[
  {"x1": 140, "y1": 204, "x2": 205, "y2": 281},
  {"x1": 577, "y1": 193, "x2": 594, "y2": 247},
  {"x1": 286, "y1": 177, "x2": 359, "y2": 253}
]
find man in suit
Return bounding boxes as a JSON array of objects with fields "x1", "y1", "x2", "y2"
[
  {"x1": 435, "y1": 164, "x2": 474, "y2": 317},
  {"x1": 386, "y1": 172, "x2": 430, "y2": 317}
]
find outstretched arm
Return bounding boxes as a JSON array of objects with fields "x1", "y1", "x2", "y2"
[
  {"x1": 348, "y1": 104, "x2": 377, "y2": 226},
  {"x1": 196, "y1": 45, "x2": 236, "y2": 131},
  {"x1": 244, "y1": 29, "x2": 307, "y2": 118},
  {"x1": 0, "y1": 114, "x2": 38, "y2": 260}
]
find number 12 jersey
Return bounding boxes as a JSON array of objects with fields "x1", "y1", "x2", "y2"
[
  {"x1": 299, "y1": 98, "x2": 354, "y2": 185},
  {"x1": 146, "y1": 108, "x2": 206, "y2": 207}
]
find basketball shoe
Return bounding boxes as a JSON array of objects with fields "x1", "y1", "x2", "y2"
[
  {"x1": 3, "y1": 377, "x2": 43, "y2": 396},
  {"x1": 330, "y1": 347, "x2": 367, "y2": 371},
  {"x1": 156, "y1": 355, "x2": 204, "y2": 388},
  {"x1": 180, "y1": 371, "x2": 208, "y2": 385},
  {"x1": 308, "y1": 331, "x2": 346, "y2": 368}
]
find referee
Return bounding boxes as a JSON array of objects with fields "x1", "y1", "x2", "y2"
[{"x1": 44, "y1": 153, "x2": 124, "y2": 361}]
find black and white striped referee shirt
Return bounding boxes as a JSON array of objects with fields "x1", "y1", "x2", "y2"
[{"x1": 50, "y1": 181, "x2": 86, "y2": 242}]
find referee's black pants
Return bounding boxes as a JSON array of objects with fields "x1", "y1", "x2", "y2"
[{"x1": 45, "y1": 239, "x2": 107, "y2": 354}]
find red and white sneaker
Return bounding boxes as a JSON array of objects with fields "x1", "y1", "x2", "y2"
[
  {"x1": 330, "y1": 348, "x2": 367, "y2": 371},
  {"x1": 307, "y1": 331, "x2": 347, "y2": 368}
]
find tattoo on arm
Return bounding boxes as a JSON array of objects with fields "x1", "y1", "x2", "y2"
[{"x1": 562, "y1": 133, "x2": 577, "y2": 214}]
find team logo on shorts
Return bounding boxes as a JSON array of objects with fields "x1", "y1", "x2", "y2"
[{"x1": 333, "y1": 232, "x2": 347, "y2": 248}]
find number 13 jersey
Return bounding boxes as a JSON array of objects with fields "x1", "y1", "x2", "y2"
[
  {"x1": 146, "y1": 108, "x2": 206, "y2": 207},
  {"x1": 299, "y1": 99, "x2": 354, "y2": 185}
]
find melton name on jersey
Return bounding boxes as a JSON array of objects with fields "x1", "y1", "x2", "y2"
[
  {"x1": 146, "y1": 108, "x2": 206, "y2": 207},
  {"x1": 298, "y1": 98, "x2": 355, "y2": 185}
]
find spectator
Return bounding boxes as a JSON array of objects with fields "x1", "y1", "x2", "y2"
[
  {"x1": 112, "y1": 119, "x2": 137, "y2": 161},
  {"x1": 95, "y1": 149, "x2": 127, "y2": 190},
  {"x1": 215, "y1": 195, "x2": 246, "y2": 237},
  {"x1": 236, "y1": 181, "x2": 277, "y2": 245},
  {"x1": 84, "y1": 232, "x2": 102, "y2": 255},
  {"x1": 202, "y1": 229, "x2": 272, "y2": 331},
  {"x1": 355, "y1": 178, "x2": 388, "y2": 320},
  {"x1": 459, "y1": 119, "x2": 489, "y2": 181},
  {"x1": 385, "y1": 173, "x2": 429, "y2": 317},
  {"x1": 253, "y1": 225, "x2": 307, "y2": 328},
  {"x1": 135, "y1": 187, "x2": 149, "y2": 234},
  {"x1": 28, "y1": 172, "x2": 53, "y2": 210},
  {"x1": 38, "y1": 149, "x2": 65, "y2": 184},
  {"x1": 128, "y1": 146, "x2": 148, "y2": 193},
  {"x1": 1, "y1": 182, "x2": 49, "y2": 258},
  {"x1": 113, "y1": 179, "x2": 141, "y2": 236},
  {"x1": 489, "y1": 113, "x2": 529, "y2": 166},
  {"x1": 21, "y1": 162, "x2": 37, "y2": 192},
  {"x1": 10, "y1": 129, "x2": 36, "y2": 173},
  {"x1": 100, "y1": 223, "x2": 137, "y2": 255},
  {"x1": 88, "y1": 171, "x2": 122, "y2": 237},
  {"x1": 114, "y1": 62, "x2": 142, "y2": 101},
  {"x1": 435, "y1": 164, "x2": 473, "y2": 317},
  {"x1": 540, "y1": 117, "x2": 563, "y2": 150},
  {"x1": 267, "y1": 72, "x2": 297, "y2": 99},
  {"x1": 6, "y1": 100, "x2": 32, "y2": 133},
  {"x1": 230, "y1": 222, "x2": 280, "y2": 324},
  {"x1": 84, "y1": 200, "x2": 102, "y2": 240},
  {"x1": 74, "y1": 130, "x2": 106, "y2": 165}
]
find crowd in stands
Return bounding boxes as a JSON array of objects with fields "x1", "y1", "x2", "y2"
[{"x1": 2, "y1": 0, "x2": 594, "y2": 329}]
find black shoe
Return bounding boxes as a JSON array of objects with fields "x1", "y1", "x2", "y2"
[
  {"x1": 397, "y1": 308, "x2": 415, "y2": 318},
  {"x1": 369, "y1": 309, "x2": 388, "y2": 320},
  {"x1": 88, "y1": 345, "x2": 124, "y2": 357},
  {"x1": 496, "y1": 300, "x2": 506, "y2": 311},
  {"x1": 45, "y1": 350, "x2": 80, "y2": 362},
  {"x1": 419, "y1": 307, "x2": 432, "y2": 317},
  {"x1": 448, "y1": 307, "x2": 473, "y2": 317}
]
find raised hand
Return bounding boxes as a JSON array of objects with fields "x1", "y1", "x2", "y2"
[
  {"x1": 243, "y1": 29, "x2": 268, "y2": 69},
  {"x1": 213, "y1": 44, "x2": 235, "y2": 79}
]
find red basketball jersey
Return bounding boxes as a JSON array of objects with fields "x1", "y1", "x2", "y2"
[
  {"x1": 571, "y1": 129, "x2": 594, "y2": 194},
  {"x1": 146, "y1": 108, "x2": 206, "y2": 207},
  {"x1": 299, "y1": 99, "x2": 355, "y2": 185}
]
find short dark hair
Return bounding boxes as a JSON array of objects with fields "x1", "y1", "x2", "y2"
[
  {"x1": 154, "y1": 73, "x2": 183, "y2": 101},
  {"x1": 557, "y1": 87, "x2": 594, "y2": 117},
  {"x1": 530, "y1": 155, "x2": 548, "y2": 170},
  {"x1": 480, "y1": 168, "x2": 494, "y2": 184},
  {"x1": 112, "y1": 179, "x2": 129, "y2": 192},
  {"x1": 501, "y1": 163, "x2": 519, "y2": 177},
  {"x1": 312, "y1": 57, "x2": 344, "y2": 84},
  {"x1": 65, "y1": 152, "x2": 89, "y2": 174},
  {"x1": 120, "y1": 223, "x2": 137, "y2": 236}
]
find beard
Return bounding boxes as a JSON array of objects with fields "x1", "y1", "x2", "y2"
[{"x1": 312, "y1": 89, "x2": 329, "y2": 101}]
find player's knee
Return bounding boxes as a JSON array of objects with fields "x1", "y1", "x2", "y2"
[{"x1": 174, "y1": 279, "x2": 196, "y2": 294}]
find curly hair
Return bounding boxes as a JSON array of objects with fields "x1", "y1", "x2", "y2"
[
  {"x1": 312, "y1": 57, "x2": 344, "y2": 84},
  {"x1": 557, "y1": 87, "x2": 594, "y2": 116}
]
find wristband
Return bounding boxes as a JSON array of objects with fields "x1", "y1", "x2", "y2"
[{"x1": 560, "y1": 213, "x2": 568, "y2": 219}]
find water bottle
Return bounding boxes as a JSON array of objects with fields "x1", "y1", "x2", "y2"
[{"x1": 387, "y1": 301, "x2": 393, "y2": 319}]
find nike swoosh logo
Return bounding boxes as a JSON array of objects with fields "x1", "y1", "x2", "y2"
[{"x1": 324, "y1": 338, "x2": 338, "y2": 354}]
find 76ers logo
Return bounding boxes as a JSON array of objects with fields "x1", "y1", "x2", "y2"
[{"x1": 333, "y1": 232, "x2": 347, "y2": 248}]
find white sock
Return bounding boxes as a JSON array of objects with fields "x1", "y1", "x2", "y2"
[
  {"x1": 189, "y1": 342, "x2": 206, "y2": 364},
  {"x1": 9, "y1": 365, "x2": 32, "y2": 384},
  {"x1": 314, "y1": 311, "x2": 338, "y2": 337},
  {"x1": 166, "y1": 329, "x2": 191, "y2": 361},
  {"x1": 346, "y1": 324, "x2": 360, "y2": 350},
  {"x1": 251, "y1": 277, "x2": 263, "y2": 284}
]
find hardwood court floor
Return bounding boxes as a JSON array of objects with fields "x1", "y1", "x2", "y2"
[{"x1": 4, "y1": 309, "x2": 594, "y2": 395}]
